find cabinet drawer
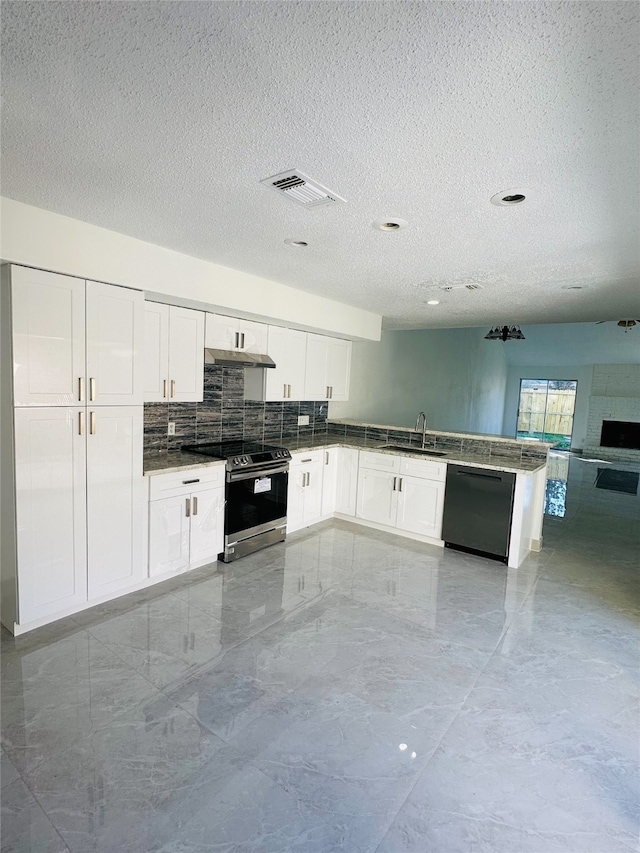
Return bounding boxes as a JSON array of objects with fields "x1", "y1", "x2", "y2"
[
  {"x1": 399, "y1": 457, "x2": 446, "y2": 481},
  {"x1": 290, "y1": 450, "x2": 324, "y2": 468},
  {"x1": 148, "y1": 465, "x2": 224, "y2": 500},
  {"x1": 359, "y1": 451, "x2": 400, "y2": 473}
]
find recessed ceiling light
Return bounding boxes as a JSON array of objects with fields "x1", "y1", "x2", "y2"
[
  {"x1": 372, "y1": 218, "x2": 408, "y2": 231},
  {"x1": 284, "y1": 239, "x2": 308, "y2": 247},
  {"x1": 427, "y1": 299, "x2": 440, "y2": 305},
  {"x1": 490, "y1": 189, "x2": 527, "y2": 206}
]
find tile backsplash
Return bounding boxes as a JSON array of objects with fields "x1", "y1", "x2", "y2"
[{"x1": 144, "y1": 365, "x2": 329, "y2": 453}]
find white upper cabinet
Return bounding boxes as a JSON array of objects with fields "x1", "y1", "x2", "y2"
[
  {"x1": 205, "y1": 313, "x2": 268, "y2": 354},
  {"x1": 86, "y1": 280, "x2": 144, "y2": 405},
  {"x1": 304, "y1": 334, "x2": 351, "y2": 401},
  {"x1": 9, "y1": 265, "x2": 144, "y2": 407},
  {"x1": 143, "y1": 302, "x2": 170, "y2": 402},
  {"x1": 245, "y1": 326, "x2": 307, "y2": 402},
  {"x1": 143, "y1": 303, "x2": 205, "y2": 403},
  {"x1": 10, "y1": 266, "x2": 86, "y2": 406},
  {"x1": 326, "y1": 337, "x2": 351, "y2": 401},
  {"x1": 167, "y1": 307, "x2": 205, "y2": 402}
]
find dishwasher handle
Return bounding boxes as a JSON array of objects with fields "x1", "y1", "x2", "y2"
[{"x1": 456, "y1": 470, "x2": 504, "y2": 481}]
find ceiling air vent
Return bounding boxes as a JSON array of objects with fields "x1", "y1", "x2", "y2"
[
  {"x1": 439, "y1": 284, "x2": 484, "y2": 292},
  {"x1": 260, "y1": 169, "x2": 346, "y2": 207}
]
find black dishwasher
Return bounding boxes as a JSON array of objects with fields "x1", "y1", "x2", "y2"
[{"x1": 442, "y1": 465, "x2": 516, "y2": 562}]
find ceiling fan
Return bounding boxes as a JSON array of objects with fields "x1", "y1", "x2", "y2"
[{"x1": 595, "y1": 319, "x2": 639, "y2": 331}]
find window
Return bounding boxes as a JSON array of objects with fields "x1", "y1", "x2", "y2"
[{"x1": 516, "y1": 379, "x2": 577, "y2": 450}]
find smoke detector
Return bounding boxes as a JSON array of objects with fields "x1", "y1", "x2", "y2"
[
  {"x1": 439, "y1": 283, "x2": 484, "y2": 292},
  {"x1": 260, "y1": 169, "x2": 346, "y2": 207}
]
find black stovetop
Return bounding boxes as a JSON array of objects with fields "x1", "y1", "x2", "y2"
[{"x1": 182, "y1": 441, "x2": 291, "y2": 469}]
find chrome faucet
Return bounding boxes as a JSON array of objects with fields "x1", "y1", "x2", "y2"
[{"x1": 414, "y1": 411, "x2": 427, "y2": 447}]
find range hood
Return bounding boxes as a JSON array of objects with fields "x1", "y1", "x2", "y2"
[{"x1": 204, "y1": 348, "x2": 276, "y2": 368}]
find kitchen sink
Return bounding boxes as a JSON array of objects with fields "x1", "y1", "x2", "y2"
[{"x1": 383, "y1": 444, "x2": 446, "y2": 457}]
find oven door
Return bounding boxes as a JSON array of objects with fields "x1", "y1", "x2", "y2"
[{"x1": 225, "y1": 464, "x2": 289, "y2": 543}]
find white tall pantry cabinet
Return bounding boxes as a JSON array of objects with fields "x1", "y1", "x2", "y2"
[{"x1": 1, "y1": 265, "x2": 146, "y2": 634}]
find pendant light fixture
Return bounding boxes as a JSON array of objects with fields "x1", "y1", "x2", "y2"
[{"x1": 484, "y1": 325, "x2": 525, "y2": 341}]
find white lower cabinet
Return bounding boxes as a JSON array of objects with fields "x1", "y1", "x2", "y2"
[
  {"x1": 356, "y1": 452, "x2": 446, "y2": 539},
  {"x1": 86, "y1": 407, "x2": 146, "y2": 598},
  {"x1": 287, "y1": 451, "x2": 323, "y2": 533},
  {"x1": 321, "y1": 447, "x2": 359, "y2": 517},
  {"x1": 13, "y1": 407, "x2": 88, "y2": 624},
  {"x1": 12, "y1": 405, "x2": 145, "y2": 627},
  {"x1": 148, "y1": 466, "x2": 225, "y2": 577}
]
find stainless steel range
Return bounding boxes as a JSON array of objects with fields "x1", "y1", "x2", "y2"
[{"x1": 182, "y1": 441, "x2": 291, "y2": 563}]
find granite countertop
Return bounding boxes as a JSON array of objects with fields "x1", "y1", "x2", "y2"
[
  {"x1": 286, "y1": 434, "x2": 547, "y2": 474},
  {"x1": 143, "y1": 451, "x2": 226, "y2": 475},
  {"x1": 144, "y1": 434, "x2": 547, "y2": 476}
]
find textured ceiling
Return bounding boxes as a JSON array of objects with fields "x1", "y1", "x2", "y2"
[{"x1": 2, "y1": 1, "x2": 639, "y2": 330}]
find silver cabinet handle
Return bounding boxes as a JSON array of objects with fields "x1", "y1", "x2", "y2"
[
  {"x1": 307, "y1": 472, "x2": 311, "y2": 487},
  {"x1": 325, "y1": 451, "x2": 329, "y2": 465},
  {"x1": 283, "y1": 383, "x2": 288, "y2": 399},
  {"x1": 89, "y1": 377, "x2": 96, "y2": 401},
  {"x1": 240, "y1": 332, "x2": 245, "y2": 349},
  {"x1": 90, "y1": 411, "x2": 96, "y2": 435},
  {"x1": 288, "y1": 384, "x2": 292, "y2": 398},
  {"x1": 392, "y1": 476, "x2": 397, "y2": 491},
  {"x1": 171, "y1": 380, "x2": 176, "y2": 398},
  {"x1": 163, "y1": 379, "x2": 168, "y2": 399},
  {"x1": 192, "y1": 496, "x2": 198, "y2": 515},
  {"x1": 78, "y1": 411, "x2": 85, "y2": 435},
  {"x1": 329, "y1": 386, "x2": 333, "y2": 399},
  {"x1": 397, "y1": 477, "x2": 402, "y2": 492},
  {"x1": 78, "y1": 377, "x2": 85, "y2": 402},
  {"x1": 185, "y1": 498, "x2": 191, "y2": 518},
  {"x1": 234, "y1": 331, "x2": 239, "y2": 349},
  {"x1": 326, "y1": 386, "x2": 330, "y2": 399},
  {"x1": 182, "y1": 479, "x2": 200, "y2": 485}
]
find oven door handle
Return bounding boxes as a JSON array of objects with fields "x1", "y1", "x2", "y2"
[{"x1": 226, "y1": 463, "x2": 290, "y2": 483}]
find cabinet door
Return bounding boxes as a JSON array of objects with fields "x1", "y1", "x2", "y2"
[
  {"x1": 86, "y1": 280, "x2": 144, "y2": 405},
  {"x1": 14, "y1": 407, "x2": 87, "y2": 624},
  {"x1": 189, "y1": 487, "x2": 224, "y2": 567},
  {"x1": 205, "y1": 313, "x2": 237, "y2": 350},
  {"x1": 264, "y1": 327, "x2": 307, "y2": 401},
  {"x1": 326, "y1": 338, "x2": 351, "y2": 401},
  {"x1": 321, "y1": 449, "x2": 338, "y2": 516},
  {"x1": 336, "y1": 447, "x2": 359, "y2": 516},
  {"x1": 86, "y1": 406, "x2": 146, "y2": 598},
  {"x1": 286, "y1": 465, "x2": 306, "y2": 533},
  {"x1": 11, "y1": 266, "x2": 86, "y2": 407},
  {"x1": 395, "y1": 475, "x2": 445, "y2": 539},
  {"x1": 149, "y1": 495, "x2": 190, "y2": 576},
  {"x1": 356, "y1": 467, "x2": 397, "y2": 526},
  {"x1": 302, "y1": 460, "x2": 323, "y2": 526},
  {"x1": 304, "y1": 334, "x2": 329, "y2": 399},
  {"x1": 168, "y1": 307, "x2": 205, "y2": 402},
  {"x1": 143, "y1": 302, "x2": 170, "y2": 402},
  {"x1": 237, "y1": 319, "x2": 268, "y2": 353}
]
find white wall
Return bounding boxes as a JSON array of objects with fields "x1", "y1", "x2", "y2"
[
  {"x1": 503, "y1": 365, "x2": 593, "y2": 449},
  {"x1": 329, "y1": 327, "x2": 507, "y2": 435},
  {"x1": 0, "y1": 198, "x2": 381, "y2": 341}
]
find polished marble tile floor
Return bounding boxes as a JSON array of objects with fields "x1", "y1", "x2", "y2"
[{"x1": 2, "y1": 456, "x2": 639, "y2": 852}]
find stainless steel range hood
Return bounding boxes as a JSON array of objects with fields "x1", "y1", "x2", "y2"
[{"x1": 204, "y1": 348, "x2": 276, "y2": 368}]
